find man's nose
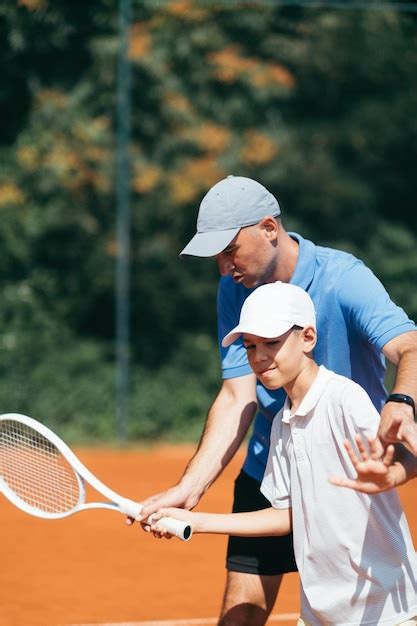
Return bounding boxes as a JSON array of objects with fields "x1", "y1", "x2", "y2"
[{"x1": 216, "y1": 254, "x2": 234, "y2": 276}]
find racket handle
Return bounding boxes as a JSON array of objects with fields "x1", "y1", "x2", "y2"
[
  {"x1": 149, "y1": 514, "x2": 193, "y2": 542},
  {"x1": 118, "y1": 497, "x2": 143, "y2": 519},
  {"x1": 119, "y1": 498, "x2": 192, "y2": 542}
]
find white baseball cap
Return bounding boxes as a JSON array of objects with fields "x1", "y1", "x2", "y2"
[
  {"x1": 180, "y1": 175, "x2": 280, "y2": 258},
  {"x1": 222, "y1": 282, "x2": 316, "y2": 347}
]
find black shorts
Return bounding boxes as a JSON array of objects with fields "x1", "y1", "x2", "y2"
[{"x1": 226, "y1": 470, "x2": 297, "y2": 576}]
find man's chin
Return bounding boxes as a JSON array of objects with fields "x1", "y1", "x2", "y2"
[{"x1": 240, "y1": 276, "x2": 260, "y2": 289}]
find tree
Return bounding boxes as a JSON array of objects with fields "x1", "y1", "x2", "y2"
[{"x1": 0, "y1": 1, "x2": 416, "y2": 440}]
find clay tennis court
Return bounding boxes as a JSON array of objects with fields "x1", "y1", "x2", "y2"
[{"x1": 1, "y1": 444, "x2": 415, "y2": 626}]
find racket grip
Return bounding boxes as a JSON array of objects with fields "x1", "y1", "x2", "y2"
[
  {"x1": 148, "y1": 514, "x2": 193, "y2": 542},
  {"x1": 119, "y1": 498, "x2": 192, "y2": 541},
  {"x1": 119, "y1": 497, "x2": 143, "y2": 519}
]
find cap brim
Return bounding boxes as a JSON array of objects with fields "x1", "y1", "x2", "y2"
[
  {"x1": 179, "y1": 228, "x2": 240, "y2": 258},
  {"x1": 222, "y1": 321, "x2": 294, "y2": 347}
]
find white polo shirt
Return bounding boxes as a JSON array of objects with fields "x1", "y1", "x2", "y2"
[{"x1": 261, "y1": 366, "x2": 417, "y2": 626}]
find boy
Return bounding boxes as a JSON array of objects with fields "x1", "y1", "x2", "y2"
[{"x1": 150, "y1": 282, "x2": 417, "y2": 626}]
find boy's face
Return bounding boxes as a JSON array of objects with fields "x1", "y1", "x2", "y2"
[{"x1": 243, "y1": 327, "x2": 314, "y2": 390}]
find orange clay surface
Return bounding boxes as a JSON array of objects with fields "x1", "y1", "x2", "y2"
[{"x1": 0, "y1": 445, "x2": 416, "y2": 626}]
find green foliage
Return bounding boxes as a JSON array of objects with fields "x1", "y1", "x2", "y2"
[
  {"x1": 129, "y1": 334, "x2": 220, "y2": 441},
  {"x1": 0, "y1": 1, "x2": 416, "y2": 441}
]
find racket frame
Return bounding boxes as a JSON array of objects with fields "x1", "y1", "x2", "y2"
[{"x1": 0, "y1": 413, "x2": 192, "y2": 540}]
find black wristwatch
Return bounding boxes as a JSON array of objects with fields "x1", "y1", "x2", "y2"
[{"x1": 385, "y1": 393, "x2": 416, "y2": 420}]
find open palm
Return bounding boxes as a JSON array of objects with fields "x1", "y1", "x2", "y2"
[{"x1": 330, "y1": 435, "x2": 396, "y2": 494}]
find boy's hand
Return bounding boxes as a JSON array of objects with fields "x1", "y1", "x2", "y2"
[
  {"x1": 329, "y1": 435, "x2": 397, "y2": 494},
  {"x1": 146, "y1": 507, "x2": 196, "y2": 540}
]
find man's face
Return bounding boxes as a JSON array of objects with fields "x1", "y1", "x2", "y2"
[
  {"x1": 215, "y1": 222, "x2": 278, "y2": 289},
  {"x1": 243, "y1": 329, "x2": 307, "y2": 390}
]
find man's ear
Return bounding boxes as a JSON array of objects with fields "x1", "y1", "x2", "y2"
[{"x1": 259, "y1": 216, "x2": 279, "y2": 240}]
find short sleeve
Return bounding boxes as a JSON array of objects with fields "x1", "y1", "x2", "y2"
[
  {"x1": 217, "y1": 277, "x2": 253, "y2": 380},
  {"x1": 337, "y1": 263, "x2": 416, "y2": 351},
  {"x1": 341, "y1": 381, "x2": 381, "y2": 441},
  {"x1": 260, "y1": 411, "x2": 291, "y2": 510}
]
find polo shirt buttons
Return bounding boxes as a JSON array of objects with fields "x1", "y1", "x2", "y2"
[{"x1": 292, "y1": 428, "x2": 305, "y2": 460}]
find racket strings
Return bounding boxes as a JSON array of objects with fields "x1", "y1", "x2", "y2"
[{"x1": 0, "y1": 421, "x2": 81, "y2": 514}]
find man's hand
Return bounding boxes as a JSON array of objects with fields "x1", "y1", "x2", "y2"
[
  {"x1": 329, "y1": 435, "x2": 397, "y2": 494},
  {"x1": 126, "y1": 481, "x2": 201, "y2": 529},
  {"x1": 378, "y1": 401, "x2": 417, "y2": 456},
  {"x1": 146, "y1": 507, "x2": 197, "y2": 540},
  {"x1": 381, "y1": 331, "x2": 417, "y2": 455}
]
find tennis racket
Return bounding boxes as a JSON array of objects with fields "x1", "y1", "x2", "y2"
[{"x1": 0, "y1": 413, "x2": 192, "y2": 541}]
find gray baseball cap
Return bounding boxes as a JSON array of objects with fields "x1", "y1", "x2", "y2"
[{"x1": 180, "y1": 175, "x2": 281, "y2": 258}]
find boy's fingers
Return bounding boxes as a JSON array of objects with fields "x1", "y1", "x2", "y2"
[
  {"x1": 354, "y1": 434, "x2": 369, "y2": 460},
  {"x1": 383, "y1": 444, "x2": 395, "y2": 466},
  {"x1": 149, "y1": 522, "x2": 173, "y2": 540},
  {"x1": 367, "y1": 437, "x2": 381, "y2": 460},
  {"x1": 344, "y1": 439, "x2": 361, "y2": 467},
  {"x1": 369, "y1": 437, "x2": 384, "y2": 458},
  {"x1": 147, "y1": 510, "x2": 166, "y2": 523},
  {"x1": 329, "y1": 476, "x2": 357, "y2": 490}
]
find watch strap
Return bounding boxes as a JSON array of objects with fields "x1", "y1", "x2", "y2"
[{"x1": 385, "y1": 393, "x2": 416, "y2": 419}]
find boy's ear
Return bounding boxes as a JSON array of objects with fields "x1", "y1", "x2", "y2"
[{"x1": 302, "y1": 326, "x2": 317, "y2": 353}]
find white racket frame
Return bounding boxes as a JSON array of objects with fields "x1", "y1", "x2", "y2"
[{"x1": 0, "y1": 413, "x2": 192, "y2": 541}]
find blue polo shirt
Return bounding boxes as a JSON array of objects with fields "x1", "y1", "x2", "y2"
[{"x1": 217, "y1": 233, "x2": 416, "y2": 482}]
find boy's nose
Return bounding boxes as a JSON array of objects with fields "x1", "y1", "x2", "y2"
[{"x1": 253, "y1": 347, "x2": 268, "y2": 363}]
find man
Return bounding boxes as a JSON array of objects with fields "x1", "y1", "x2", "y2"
[{"x1": 134, "y1": 175, "x2": 417, "y2": 626}]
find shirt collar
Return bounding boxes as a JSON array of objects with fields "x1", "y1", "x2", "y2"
[
  {"x1": 289, "y1": 232, "x2": 317, "y2": 292},
  {"x1": 282, "y1": 365, "x2": 331, "y2": 423}
]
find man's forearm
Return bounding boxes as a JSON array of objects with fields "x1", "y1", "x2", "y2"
[
  {"x1": 380, "y1": 332, "x2": 417, "y2": 454},
  {"x1": 179, "y1": 375, "x2": 257, "y2": 500},
  {"x1": 134, "y1": 374, "x2": 258, "y2": 521},
  {"x1": 391, "y1": 342, "x2": 417, "y2": 402}
]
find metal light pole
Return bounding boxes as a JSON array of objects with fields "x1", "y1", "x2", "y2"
[{"x1": 115, "y1": 0, "x2": 132, "y2": 442}]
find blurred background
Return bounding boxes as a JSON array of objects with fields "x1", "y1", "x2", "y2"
[{"x1": 1, "y1": 0, "x2": 416, "y2": 444}]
